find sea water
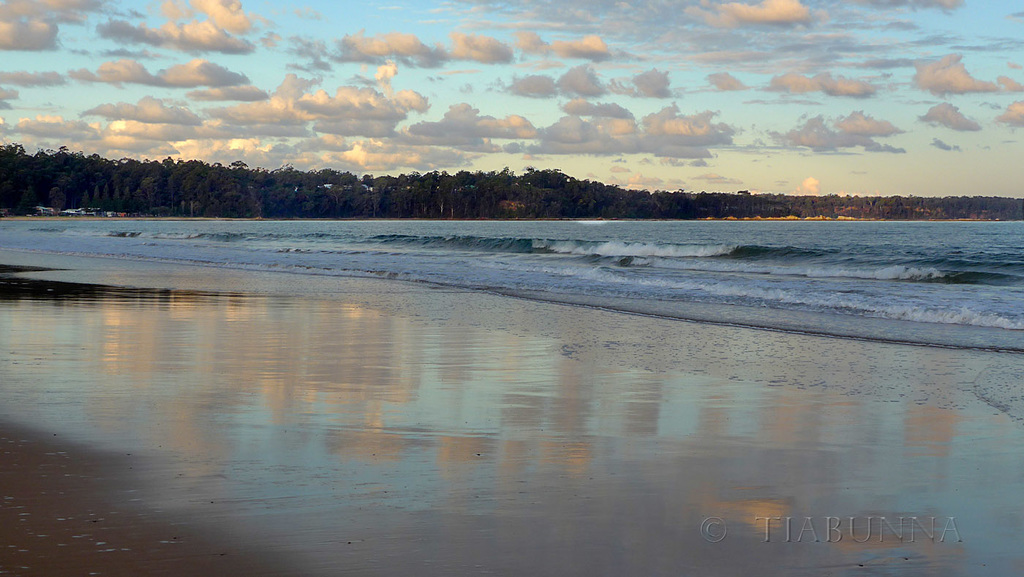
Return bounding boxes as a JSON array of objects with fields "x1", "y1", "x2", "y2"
[{"x1": 1, "y1": 219, "x2": 1021, "y2": 350}]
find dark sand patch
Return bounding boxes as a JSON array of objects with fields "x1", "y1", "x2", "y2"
[{"x1": 0, "y1": 422, "x2": 305, "y2": 577}]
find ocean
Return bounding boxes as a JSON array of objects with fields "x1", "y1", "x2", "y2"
[
  {"x1": 3, "y1": 218, "x2": 1024, "y2": 576},
  {"x1": 1, "y1": 218, "x2": 1021, "y2": 350}
]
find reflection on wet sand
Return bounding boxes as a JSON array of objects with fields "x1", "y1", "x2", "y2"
[{"x1": 2, "y1": 271, "x2": 1022, "y2": 576}]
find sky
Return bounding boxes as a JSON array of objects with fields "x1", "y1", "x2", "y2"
[{"x1": 1, "y1": 0, "x2": 1023, "y2": 197}]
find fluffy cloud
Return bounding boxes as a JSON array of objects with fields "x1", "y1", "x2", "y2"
[
  {"x1": 795, "y1": 176, "x2": 820, "y2": 195},
  {"x1": 707, "y1": 72, "x2": 748, "y2": 91},
  {"x1": 336, "y1": 30, "x2": 514, "y2": 67},
  {"x1": 851, "y1": 0, "x2": 962, "y2": 9},
  {"x1": 335, "y1": 30, "x2": 447, "y2": 67},
  {"x1": 913, "y1": 54, "x2": 999, "y2": 96},
  {"x1": 996, "y1": 101, "x2": 1024, "y2": 127},
  {"x1": 610, "y1": 69, "x2": 672, "y2": 98},
  {"x1": 404, "y1": 103, "x2": 536, "y2": 149},
  {"x1": 186, "y1": 85, "x2": 269, "y2": 101},
  {"x1": 13, "y1": 114, "x2": 100, "y2": 139},
  {"x1": 774, "y1": 112, "x2": 904, "y2": 152},
  {"x1": 557, "y1": 65, "x2": 606, "y2": 97},
  {"x1": 0, "y1": 71, "x2": 65, "y2": 86},
  {"x1": 83, "y1": 97, "x2": 203, "y2": 125},
  {"x1": 514, "y1": 32, "x2": 611, "y2": 61},
  {"x1": 919, "y1": 103, "x2": 981, "y2": 131},
  {"x1": 190, "y1": 0, "x2": 255, "y2": 35},
  {"x1": 70, "y1": 58, "x2": 249, "y2": 88},
  {"x1": 998, "y1": 76, "x2": 1024, "y2": 92},
  {"x1": 209, "y1": 74, "x2": 429, "y2": 138},
  {"x1": 562, "y1": 99, "x2": 634, "y2": 119},
  {"x1": 0, "y1": 19, "x2": 58, "y2": 50},
  {"x1": 509, "y1": 75, "x2": 558, "y2": 98},
  {"x1": 449, "y1": 32, "x2": 513, "y2": 64},
  {"x1": 769, "y1": 72, "x2": 876, "y2": 97},
  {"x1": 930, "y1": 138, "x2": 960, "y2": 151},
  {"x1": 97, "y1": 19, "x2": 255, "y2": 54},
  {"x1": 833, "y1": 111, "x2": 901, "y2": 136},
  {"x1": 689, "y1": 0, "x2": 815, "y2": 28},
  {"x1": 0, "y1": 88, "x2": 17, "y2": 109}
]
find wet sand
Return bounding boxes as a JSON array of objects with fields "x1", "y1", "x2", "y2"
[
  {"x1": 0, "y1": 423, "x2": 301, "y2": 577},
  {"x1": 2, "y1": 250, "x2": 1024, "y2": 576}
]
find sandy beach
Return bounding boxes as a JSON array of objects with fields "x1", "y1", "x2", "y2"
[{"x1": 2, "y1": 247, "x2": 1023, "y2": 576}]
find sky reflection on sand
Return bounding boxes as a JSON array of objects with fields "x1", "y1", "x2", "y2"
[{"x1": 1, "y1": 267, "x2": 1022, "y2": 576}]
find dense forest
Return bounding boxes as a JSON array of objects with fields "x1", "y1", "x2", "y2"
[{"x1": 1, "y1": 144, "x2": 1021, "y2": 220}]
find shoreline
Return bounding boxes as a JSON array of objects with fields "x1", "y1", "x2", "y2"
[{"x1": 2, "y1": 215, "x2": 1018, "y2": 222}]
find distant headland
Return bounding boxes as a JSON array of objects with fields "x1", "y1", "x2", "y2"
[{"x1": 2, "y1": 144, "x2": 1021, "y2": 220}]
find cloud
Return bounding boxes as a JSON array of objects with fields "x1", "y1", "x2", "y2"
[
  {"x1": 96, "y1": 19, "x2": 255, "y2": 54},
  {"x1": 208, "y1": 74, "x2": 429, "y2": 138},
  {"x1": 404, "y1": 103, "x2": 536, "y2": 149},
  {"x1": 335, "y1": 30, "x2": 447, "y2": 67},
  {"x1": 833, "y1": 111, "x2": 901, "y2": 136},
  {"x1": 769, "y1": 72, "x2": 876, "y2": 97},
  {"x1": 773, "y1": 112, "x2": 905, "y2": 152},
  {"x1": 707, "y1": 72, "x2": 748, "y2": 91},
  {"x1": 919, "y1": 103, "x2": 981, "y2": 131},
  {"x1": 913, "y1": 54, "x2": 999, "y2": 96},
  {"x1": 0, "y1": 88, "x2": 17, "y2": 109},
  {"x1": 449, "y1": 32, "x2": 514, "y2": 64},
  {"x1": 0, "y1": 19, "x2": 58, "y2": 50},
  {"x1": 190, "y1": 0, "x2": 255, "y2": 34},
  {"x1": 996, "y1": 101, "x2": 1024, "y2": 127},
  {"x1": 694, "y1": 172, "x2": 744, "y2": 186},
  {"x1": 375, "y1": 60, "x2": 398, "y2": 96},
  {"x1": 83, "y1": 96, "x2": 203, "y2": 125},
  {"x1": 70, "y1": 58, "x2": 249, "y2": 88},
  {"x1": 509, "y1": 75, "x2": 558, "y2": 98},
  {"x1": 514, "y1": 32, "x2": 611, "y2": 61},
  {"x1": 557, "y1": 65, "x2": 606, "y2": 97},
  {"x1": 930, "y1": 138, "x2": 960, "y2": 151},
  {"x1": 795, "y1": 176, "x2": 820, "y2": 195},
  {"x1": 13, "y1": 114, "x2": 100, "y2": 139},
  {"x1": 998, "y1": 76, "x2": 1024, "y2": 92},
  {"x1": 689, "y1": 0, "x2": 816, "y2": 28},
  {"x1": 851, "y1": 0, "x2": 963, "y2": 9},
  {"x1": 610, "y1": 69, "x2": 672, "y2": 98},
  {"x1": 562, "y1": 99, "x2": 634, "y2": 119},
  {"x1": 186, "y1": 85, "x2": 269, "y2": 101},
  {"x1": 0, "y1": 71, "x2": 65, "y2": 86}
]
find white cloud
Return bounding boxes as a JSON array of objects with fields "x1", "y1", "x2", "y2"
[
  {"x1": 996, "y1": 101, "x2": 1024, "y2": 127},
  {"x1": 689, "y1": 0, "x2": 816, "y2": 28},
  {"x1": 83, "y1": 96, "x2": 203, "y2": 125},
  {"x1": 0, "y1": 19, "x2": 58, "y2": 50},
  {"x1": 769, "y1": 72, "x2": 876, "y2": 97},
  {"x1": 610, "y1": 69, "x2": 672, "y2": 98},
  {"x1": 919, "y1": 103, "x2": 981, "y2": 131},
  {"x1": 449, "y1": 32, "x2": 513, "y2": 64},
  {"x1": 97, "y1": 19, "x2": 255, "y2": 54},
  {"x1": 509, "y1": 75, "x2": 558, "y2": 98},
  {"x1": 0, "y1": 71, "x2": 65, "y2": 86},
  {"x1": 69, "y1": 58, "x2": 248, "y2": 88},
  {"x1": 404, "y1": 103, "x2": 536, "y2": 149},
  {"x1": 515, "y1": 32, "x2": 612, "y2": 61},
  {"x1": 913, "y1": 54, "x2": 999, "y2": 96},
  {"x1": 557, "y1": 65, "x2": 606, "y2": 97},
  {"x1": 795, "y1": 176, "x2": 820, "y2": 195},
  {"x1": 774, "y1": 113, "x2": 904, "y2": 153},
  {"x1": 707, "y1": 72, "x2": 748, "y2": 91}
]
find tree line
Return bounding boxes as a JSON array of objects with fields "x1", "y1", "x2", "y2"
[{"x1": 1, "y1": 144, "x2": 1021, "y2": 220}]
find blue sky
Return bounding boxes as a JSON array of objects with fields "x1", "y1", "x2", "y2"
[{"x1": 2, "y1": 0, "x2": 1023, "y2": 196}]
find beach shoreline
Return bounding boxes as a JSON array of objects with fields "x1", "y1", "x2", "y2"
[{"x1": 2, "y1": 245, "x2": 1022, "y2": 576}]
